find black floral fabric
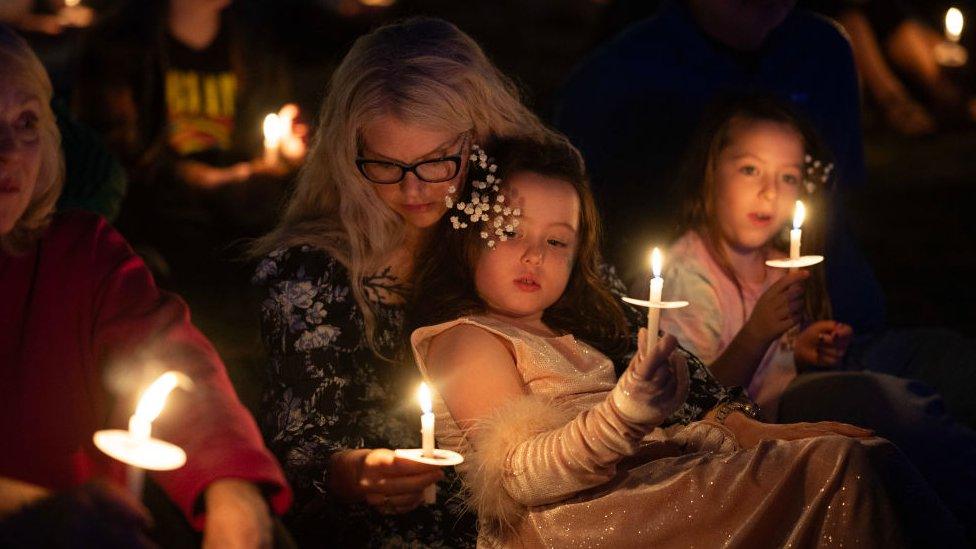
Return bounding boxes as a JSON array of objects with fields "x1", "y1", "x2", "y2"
[{"x1": 254, "y1": 246, "x2": 477, "y2": 548}]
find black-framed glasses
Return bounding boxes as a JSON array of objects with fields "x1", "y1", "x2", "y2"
[
  {"x1": 356, "y1": 133, "x2": 469, "y2": 184},
  {"x1": 356, "y1": 155, "x2": 462, "y2": 184}
]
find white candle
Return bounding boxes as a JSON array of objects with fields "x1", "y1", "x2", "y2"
[
  {"x1": 263, "y1": 113, "x2": 283, "y2": 167},
  {"x1": 947, "y1": 7, "x2": 964, "y2": 43},
  {"x1": 647, "y1": 247, "x2": 663, "y2": 349},
  {"x1": 417, "y1": 383, "x2": 436, "y2": 504},
  {"x1": 789, "y1": 200, "x2": 806, "y2": 274},
  {"x1": 124, "y1": 372, "x2": 187, "y2": 498}
]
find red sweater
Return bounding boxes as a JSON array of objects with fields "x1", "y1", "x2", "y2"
[{"x1": 0, "y1": 211, "x2": 290, "y2": 527}]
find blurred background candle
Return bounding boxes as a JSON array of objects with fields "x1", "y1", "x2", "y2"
[
  {"x1": 417, "y1": 383, "x2": 436, "y2": 504},
  {"x1": 647, "y1": 247, "x2": 663, "y2": 348},
  {"x1": 263, "y1": 113, "x2": 283, "y2": 166},
  {"x1": 936, "y1": 7, "x2": 968, "y2": 66}
]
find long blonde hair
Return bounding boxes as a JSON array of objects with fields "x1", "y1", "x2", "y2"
[
  {"x1": 0, "y1": 25, "x2": 64, "y2": 255},
  {"x1": 253, "y1": 17, "x2": 552, "y2": 353}
]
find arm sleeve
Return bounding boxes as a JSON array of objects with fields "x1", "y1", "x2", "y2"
[
  {"x1": 660, "y1": 264, "x2": 725, "y2": 364},
  {"x1": 90, "y1": 220, "x2": 290, "y2": 529},
  {"x1": 253, "y1": 248, "x2": 372, "y2": 524},
  {"x1": 463, "y1": 356, "x2": 679, "y2": 531}
]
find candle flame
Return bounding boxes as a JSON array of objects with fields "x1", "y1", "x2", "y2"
[
  {"x1": 65, "y1": 0, "x2": 81, "y2": 6},
  {"x1": 263, "y1": 113, "x2": 283, "y2": 144},
  {"x1": 947, "y1": 7, "x2": 964, "y2": 41},
  {"x1": 792, "y1": 200, "x2": 806, "y2": 230},
  {"x1": 417, "y1": 382, "x2": 433, "y2": 414},
  {"x1": 650, "y1": 247, "x2": 663, "y2": 278},
  {"x1": 134, "y1": 371, "x2": 193, "y2": 423}
]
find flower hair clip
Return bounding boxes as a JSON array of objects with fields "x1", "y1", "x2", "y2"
[
  {"x1": 444, "y1": 143, "x2": 521, "y2": 249},
  {"x1": 803, "y1": 154, "x2": 834, "y2": 195}
]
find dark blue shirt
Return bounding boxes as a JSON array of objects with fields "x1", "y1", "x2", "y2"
[{"x1": 555, "y1": 2, "x2": 885, "y2": 333}]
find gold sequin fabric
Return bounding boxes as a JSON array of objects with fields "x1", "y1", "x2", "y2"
[{"x1": 412, "y1": 316, "x2": 909, "y2": 548}]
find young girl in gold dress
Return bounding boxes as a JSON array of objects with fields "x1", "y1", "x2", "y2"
[{"x1": 406, "y1": 136, "x2": 963, "y2": 547}]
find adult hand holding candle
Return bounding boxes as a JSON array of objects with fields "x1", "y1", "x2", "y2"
[{"x1": 94, "y1": 371, "x2": 193, "y2": 498}]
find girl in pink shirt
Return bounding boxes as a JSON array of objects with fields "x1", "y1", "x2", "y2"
[{"x1": 660, "y1": 97, "x2": 851, "y2": 420}]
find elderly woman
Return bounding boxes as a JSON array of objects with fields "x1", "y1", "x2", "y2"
[{"x1": 0, "y1": 25, "x2": 290, "y2": 547}]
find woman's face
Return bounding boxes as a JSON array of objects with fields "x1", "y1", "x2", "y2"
[
  {"x1": 0, "y1": 78, "x2": 43, "y2": 236},
  {"x1": 474, "y1": 172, "x2": 580, "y2": 324},
  {"x1": 360, "y1": 115, "x2": 466, "y2": 231},
  {"x1": 712, "y1": 118, "x2": 803, "y2": 254}
]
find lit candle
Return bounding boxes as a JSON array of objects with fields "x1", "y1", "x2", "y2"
[
  {"x1": 417, "y1": 383, "x2": 436, "y2": 504},
  {"x1": 947, "y1": 7, "x2": 964, "y2": 43},
  {"x1": 647, "y1": 247, "x2": 664, "y2": 349},
  {"x1": 263, "y1": 113, "x2": 283, "y2": 167},
  {"x1": 936, "y1": 8, "x2": 968, "y2": 66},
  {"x1": 94, "y1": 371, "x2": 191, "y2": 498},
  {"x1": 790, "y1": 200, "x2": 805, "y2": 261}
]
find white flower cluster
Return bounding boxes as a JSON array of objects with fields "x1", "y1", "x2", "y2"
[
  {"x1": 444, "y1": 144, "x2": 522, "y2": 249},
  {"x1": 803, "y1": 154, "x2": 834, "y2": 195}
]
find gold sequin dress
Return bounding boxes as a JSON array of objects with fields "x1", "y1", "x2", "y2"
[{"x1": 411, "y1": 316, "x2": 906, "y2": 548}]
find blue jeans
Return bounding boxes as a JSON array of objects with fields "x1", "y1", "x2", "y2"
[{"x1": 779, "y1": 367, "x2": 976, "y2": 542}]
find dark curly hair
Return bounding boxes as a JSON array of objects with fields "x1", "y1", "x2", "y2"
[{"x1": 407, "y1": 134, "x2": 630, "y2": 361}]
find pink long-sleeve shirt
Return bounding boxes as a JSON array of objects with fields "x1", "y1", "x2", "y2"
[{"x1": 661, "y1": 231, "x2": 796, "y2": 419}]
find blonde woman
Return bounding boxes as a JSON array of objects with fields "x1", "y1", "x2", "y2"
[
  {"x1": 0, "y1": 25, "x2": 290, "y2": 547},
  {"x1": 250, "y1": 17, "x2": 554, "y2": 546}
]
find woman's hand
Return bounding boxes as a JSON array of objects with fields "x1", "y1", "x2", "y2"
[
  {"x1": 794, "y1": 320, "x2": 854, "y2": 367},
  {"x1": 202, "y1": 479, "x2": 273, "y2": 549},
  {"x1": 743, "y1": 270, "x2": 809, "y2": 344},
  {"x1": 330, "y1": 448, "x2": 443, "y2": 514},
  {"x1": 617, "y1": 330, "x2": 689, "y2": 424},
  {"x1": 722, "y1": 411, "x2": 873, "y2": 450}
]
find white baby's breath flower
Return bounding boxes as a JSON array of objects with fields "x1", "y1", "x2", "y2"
[
  {"x1": 513, "y1": 208, "x2": 521, "y2": 216},
  {"x1": 487, "y1": 240, "x2": 496, "y2": 248}
]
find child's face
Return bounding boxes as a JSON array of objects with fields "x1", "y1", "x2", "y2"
[
  {"x1": 474, "y1": 172, "x2": 580, "y2": 323},
  {"x1": 713, "y1": 118, "x2": 804, "y2": 253}
]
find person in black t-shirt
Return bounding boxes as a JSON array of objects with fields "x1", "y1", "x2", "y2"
[{"x1": 74, "y1": 0, "x2": 306, "y2": 283}]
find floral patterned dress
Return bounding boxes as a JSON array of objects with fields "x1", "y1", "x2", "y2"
[
  {"x1": 254, "y1": 248, "x2": 748, "y2": 547},
  {"x1": 254, "y1": 246, "x2": 477, "y2": 548}
]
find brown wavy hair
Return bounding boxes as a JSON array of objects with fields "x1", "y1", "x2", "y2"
[
  {"x1": 407, "y1": 135, "x2": 630, "y2": 361},
  {"x1": 674, "y1": 95, "x2": 833, "y2": 322}
]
